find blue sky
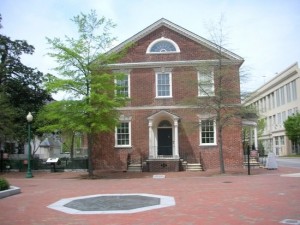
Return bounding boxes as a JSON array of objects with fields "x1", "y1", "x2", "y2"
[{"x1": 1, "y1": 0, "x2": 300, "y2": 97}]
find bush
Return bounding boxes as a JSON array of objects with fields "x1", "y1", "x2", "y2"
[{"x1": 0, "y1": 177, "x2": 10, "y2": 191}]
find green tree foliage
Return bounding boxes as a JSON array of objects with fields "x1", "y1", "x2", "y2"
[
  {"x1": 38, "y1": 10, "x2": 129, "y2": 176},
  {"x1": 0, "y1": 15, "x2": 51, "y2": 151},
  {"x1": 284, "y1": 113, "x2": 300, "y2": 142},
  {"x1": 0, "y1": 92, "x2": 16, "y2": 142}
]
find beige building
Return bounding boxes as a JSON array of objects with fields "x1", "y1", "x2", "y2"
[{"x1": 243, "y1": 62, "x2": 300, "y2": 156}]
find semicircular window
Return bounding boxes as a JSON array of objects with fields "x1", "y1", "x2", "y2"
[
  {"x1": 147, "y1": 38, "x2": 180, "y2": 53},
  {"x1": 158, "y1": 120, "x2": 172, "y2": 127}
]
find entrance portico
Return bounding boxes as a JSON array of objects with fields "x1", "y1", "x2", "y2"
[{"x1": 147, "y1": 111, "x2": 180, "y2": 160}]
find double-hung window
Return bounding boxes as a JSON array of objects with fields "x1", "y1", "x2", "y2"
[
  {"x1": 116, "y1": 74, "x2": 130, "y2": 97},
  {"x1": 115, "y1": 122, "x2": 131, "y2": 147},
  {"x1": 198, "y1": 70, "x2": 214, "y2": 96},
  {"x1": 200, "y1": 120, "x2": 216, "y2": 145},
  {"x1": 156, "y1": 72, "x2": 172, "y2": 98}
]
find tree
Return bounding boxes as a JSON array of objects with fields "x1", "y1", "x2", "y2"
[
  {"x1": 0, "y1": 14, "x2": 52, "y2": 151},
  {"x1": 195, "y1": 16, "x2": 244, "y2": 173},
  {"x1": 0, "y1": 92, "x2": 17, "y2": 147},
  {"x1": 38, "y1": 10, "x2": 129, "y2": 176},
  {"x1": 284, "y1": 113, "x2": 300, "y2": 154}
]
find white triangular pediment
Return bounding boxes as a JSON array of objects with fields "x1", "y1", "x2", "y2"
[{"x1": 147, "y1": 110, "x2": 179, "y2": 121}]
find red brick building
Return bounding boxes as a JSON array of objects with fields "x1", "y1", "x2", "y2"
[{"x1": 93, "y1": 18, "x2": 244, "y2": 172}]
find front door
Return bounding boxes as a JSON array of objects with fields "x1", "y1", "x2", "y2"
[{"x1": 157, "y1": 128, "x2": 172, "y2": 156}]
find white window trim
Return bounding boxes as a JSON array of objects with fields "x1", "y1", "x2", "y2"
[
  {"x1": 197, "y1": 70, "x2": 215, "y2": 97},
  {"x1": 155, "y1": 72, "x2": 173, "y2": 98},
  {"x1": 199, "y1": 119, "x2": 217, "y2": 146},
  {"x1": 115, "y1": 121, "x2": 132, "y2": 148},
  {"x1": 115, "y1": 73, "x2": 130, "y2": 98},
  {"x1": 146, "y1": 37, "x2": 180, "y2": 54}
]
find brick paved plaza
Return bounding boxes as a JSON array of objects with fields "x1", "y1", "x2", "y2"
[{"x1": 0, "y1": 167, "x2": 300, "y2": 225}]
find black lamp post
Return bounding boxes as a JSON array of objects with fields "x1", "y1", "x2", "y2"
[{"x1": 26, "y1": 112, "x2": 33, "y2": 178}]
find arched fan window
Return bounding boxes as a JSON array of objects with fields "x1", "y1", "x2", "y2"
[
  {"x1": 147, "y1": 37, "x2": 180, "y2": 53},
  {"x1": 158, "y1": 120, "x2": 172, "y2": 127}
]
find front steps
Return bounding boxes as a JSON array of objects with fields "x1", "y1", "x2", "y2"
[
  {"x1": 127, "y1": 161, "x2": 203, "y2": 172},
  {"x1": 186, "y1": 163, "x2": 203, "y2": 171},
  {"x1": 127, "y1": 163, "x2": 142, "y2": 172}
]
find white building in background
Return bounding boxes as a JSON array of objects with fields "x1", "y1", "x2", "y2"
[{"x1": 243, "y1": 63, "x2": 300, "y2": 156}]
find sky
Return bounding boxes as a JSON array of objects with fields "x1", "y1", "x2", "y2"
[{"x1": 1, "y1": 0, "x2": 300, "y2": 99}]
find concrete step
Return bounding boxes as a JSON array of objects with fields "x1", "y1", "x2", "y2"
[
  {"x1": 127, "y1": 163, "x2": 142, "y2": 172},
  {"x1": 186, "y1": 163, "x2": 203, "y2": 171}
]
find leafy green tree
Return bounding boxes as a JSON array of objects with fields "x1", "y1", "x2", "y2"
[
  {"x1": 284, "y1": 113, "x2": 300, "y2": 154},
  {"x1": 0, "y1": 92, "x2": 16, "y2": 147},
  {"x1": 38, "y1": 10, "x2": 129, "y2": 176},
  {"x1": 0, "y1": 14, "x2": 51, "y2": 151}
]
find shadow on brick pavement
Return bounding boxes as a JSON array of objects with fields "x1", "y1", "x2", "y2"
[
  {"x1": 1, "y1": 166, "x2": 300, "y2": 225},
  {"x1": 1, "y1": 166, "x2": 299, "y2": 180}
]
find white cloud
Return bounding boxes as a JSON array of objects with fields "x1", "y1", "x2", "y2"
[{"x1": 1, "y1": 0, "x2": 300, "y2": 96}]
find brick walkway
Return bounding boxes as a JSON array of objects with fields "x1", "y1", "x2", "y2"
[{"x1": 1, "y1": 167, "x2": 300, "y2": 225}]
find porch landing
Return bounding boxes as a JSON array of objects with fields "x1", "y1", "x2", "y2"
[{"x1": 146, "y1": 159, "x2": 180, "y2": 172}]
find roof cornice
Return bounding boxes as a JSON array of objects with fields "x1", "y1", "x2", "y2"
[
  {"x1": 109, "y1": 59, "x2": 241, "y2": 70},
  {"x1": 243, "y1": 62, "x2": 300, "y2": 104}
]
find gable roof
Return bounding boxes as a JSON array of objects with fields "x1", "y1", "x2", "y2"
[{"x1": 107, "y1": 18, "x2": 243, "y2": 62}]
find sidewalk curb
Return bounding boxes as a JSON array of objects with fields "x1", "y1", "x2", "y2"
[{"x1": 0, "y1": 186, "x2": 21, "y2": 199}]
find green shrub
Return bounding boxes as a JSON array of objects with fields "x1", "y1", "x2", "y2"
[{"x1": 0, "y1": 177, "x2": 10, "y2": 191}]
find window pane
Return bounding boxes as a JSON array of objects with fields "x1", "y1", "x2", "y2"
[
  {"x1": 201, "y1": 120, "x2": 215, "y2": 144},
  {"x1": 116, "y1": 75, "x2": 129, "y2": 97},
  {"x1": 116, "y1": 122, "x2": 130, "y2": 146},
  {"x1": 150, "y1": 40, "x2": 176, "y2": 52},
  {"x1": 198, "y1": 72, "x2": 214, "y2": 96},
  {"x1": 157, "y1": 73, "x2": 170, "y2": 97}
]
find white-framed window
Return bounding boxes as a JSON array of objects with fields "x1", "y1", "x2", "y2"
[
  {"x1": 116, "y1": 74, "x2": 130, "y2": 97},
  {"x1": 146, "y1": 37, "x2": 180, "y2": 53},
  {"x1": 198, "y1": 70, "x2": 215, "y2": 96},
  {"x1": 291, "y1": 80, "x2": 297, "y2": 101},
  {"x1": 200, "y1": 119, "x2": 216, "y2": 145},
  {"x1": 280, "y1": 136, "x2": 285, "y2": 145},
  {"x1": 282, "y1": 111, "x2": 287, "y2": 122},
  {"x1": 115, "y1": 121, "x2": 131, "y2": 147},
  {"x1": 271, "y1": 93, "x2": 275, "y2": 109},
  {"x1": 276, "y1": 89, "x2": 281, "y2": 107},
  {"x1": 280, "y1": 86, "x2": 285, "y2": 105},
  {"x1": 286, "y1": 83, "x2": 292, "y2": 102},
  {"x1": 275, "y1": 136, "x2": 279, "y2": 145},
  {"x1": 156, "y1": 72, "x2": 172, "y2": 98},
  {"x1": 277, "y1": 112, "x2": 282, "y2": 126}
]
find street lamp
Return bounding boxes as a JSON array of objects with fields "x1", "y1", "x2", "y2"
[{"x1": 26, "y1": 112, "x2": 33, "y2": 178}]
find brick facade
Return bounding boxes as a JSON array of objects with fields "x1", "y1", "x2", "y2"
[{"x1": 93, "y1": 19, "x2": 244, "y2": 172}]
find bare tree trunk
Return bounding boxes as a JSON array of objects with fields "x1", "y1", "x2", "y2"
[
  {"x1": 70, "y1": 132, "x2": 74, "y2": 161},
  {"x1": 218, "y1": 126, "x2": 225, "y2": 173},
  {"x1": 87, "y1": 133, "x2": 94, "y2": 177}
]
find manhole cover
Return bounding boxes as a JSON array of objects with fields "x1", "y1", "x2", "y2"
[{"x1": 48, "y1": 193, "x2": 175, "y2": 214}]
